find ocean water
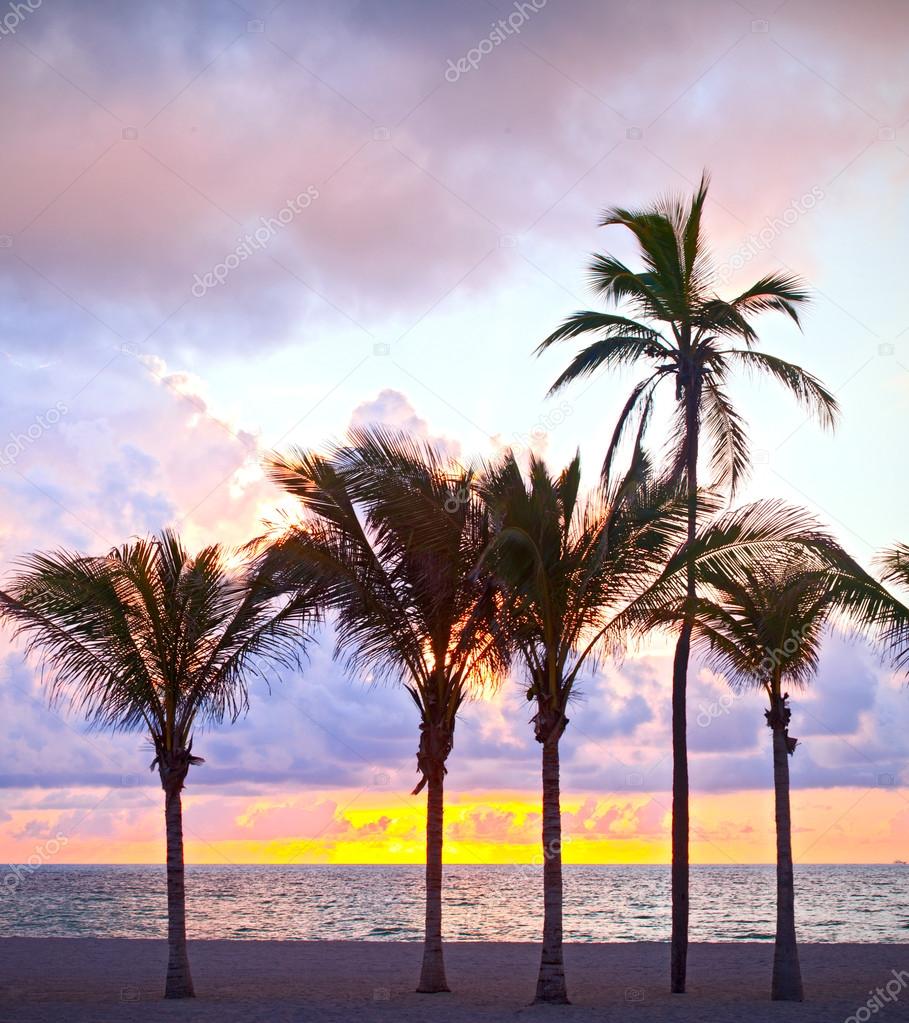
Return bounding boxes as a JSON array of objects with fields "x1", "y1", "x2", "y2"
[{"x1": 1, "y1": 865, "x2": 907, "y2": 942}]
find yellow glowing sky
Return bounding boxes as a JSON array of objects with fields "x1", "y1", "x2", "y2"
[{"x1": 4, "y1": 786, "x2": 907, "y2": 866}]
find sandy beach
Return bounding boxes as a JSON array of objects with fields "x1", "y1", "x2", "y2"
[{"x1": 1, "y1": 939, "x2": 905, "y2": 1022}]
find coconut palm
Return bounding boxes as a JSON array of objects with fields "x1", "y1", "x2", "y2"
[
  {"x1": 264, "y1": 428, "x2": 508, "y2": 994},
  {"x1": 537, "y1": 173, "x2": 838, "y2": 991},
  {"x1": 626, "y1": 510, "x2": 909, "y2": 1000},
  {"x1": 478, "y1": 445, "x2": 685, "y2": 1003},
  {"x1": 0, "y1": 531, "x2": 317, "y2": 999}
]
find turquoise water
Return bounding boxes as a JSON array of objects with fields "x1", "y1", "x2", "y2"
[{"x1": 1, "y1": 864, "x2": 907, "y2": 941}]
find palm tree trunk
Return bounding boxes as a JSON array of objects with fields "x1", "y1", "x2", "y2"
[
  {"x1": 671, "y1": 371, "x2": 699, "y2": 995},
  {"x1": 535, "y1": 735, "x2": 568, "y2": 1003},
  {"x1": 771, "y1": 721, "x2": 803, "y2": 1001},
  {"x1": 164, "y1": 786, "x2": 194, "y2": 999},
  {"x1": 417, "y1": 765, "x2": 450, "y2": 993},
  {"x1": 670, "y1": 619, "x2": 691, "y2": 994}
]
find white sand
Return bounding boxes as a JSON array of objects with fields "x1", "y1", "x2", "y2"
[{"x1": 1, "y1": 939, "x2": 906, "y2": 1022}]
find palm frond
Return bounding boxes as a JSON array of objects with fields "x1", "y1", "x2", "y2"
[
  {"x1": 877, "y1": 545, "x2": 909, "y2": 591},
  {"x1": 701, "y1": 376, "x2": 751, "y2": 496},
  {"x1": 546, "y1": 336, "x2": 669, "y2": 395},
  {"x1": 727, "y1": 271, "x2": 810, "y2": 325},
  {"x1": 721, "y1": 349, "x2": 839, "y2": 430}
]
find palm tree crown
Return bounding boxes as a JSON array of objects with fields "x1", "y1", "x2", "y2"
[
  {"x1": 627, "y1": 500, "x2": 909, "y2": 644},
  {"x1": 685, "y1": 555, "x2": 908, "y2": 696},
  {"x1": 537, "y1": 172, "x2": 838, "y2": 490},
  {"x1": 479, "y1": 448, "x2": 684, "y2": 737},
  {"x1": 0, "y1": 531, "x2": 314, "y2": 766},
  {"x1": 265, "y1": 428, "x2": 508, "y2": 781}
]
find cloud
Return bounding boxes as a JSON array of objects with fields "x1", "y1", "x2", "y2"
[
  {"x1": 348, "y1": 388, "x2": 461, "y2": 457},
  {"x1": 6, "y1": 0, "x2": 902, "y2": 367},
  {"x1": 447, "y1": 805, "x2": 539, "y2": 844},
  {"x1": 2, "y1": 0, "x2": 909, "y2": 863}
]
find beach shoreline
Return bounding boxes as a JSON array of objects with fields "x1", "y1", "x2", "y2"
[{"x1": 2, "y1": 938, "x2": 906, "y2": 1022}]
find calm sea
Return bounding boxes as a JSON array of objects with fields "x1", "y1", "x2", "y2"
[{"x1": 1, "y1": 865, "x2": 907, "y2": 942}]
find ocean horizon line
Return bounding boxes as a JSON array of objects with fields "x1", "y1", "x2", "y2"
[{"x1": 10, "y1": 860, "x2": 905, "y2": 868}]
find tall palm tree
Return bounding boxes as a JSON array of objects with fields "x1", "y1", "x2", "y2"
[
  {"x1": 537, "y1": 173, "x2": 839, "y2": 991},
  {"x1": 663, "y1": 554, "x2": 907, "y2": 998},
  {"x1": 0, "y1": 531, "x2": 316, "y2": 999},
  {"x1": 624, "y1": 506, "x2": 909, "y2": 1000},
  {"x1": 478, "y1": 445, "x2": 685, "y2": 1003},
  {"x1": 264, "y1": 428, "x2": 508, "y2": 994}
]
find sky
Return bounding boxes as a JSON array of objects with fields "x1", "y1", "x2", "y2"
[{"x1": 1, "y1": 0, "x2": 909, "y2": 867}]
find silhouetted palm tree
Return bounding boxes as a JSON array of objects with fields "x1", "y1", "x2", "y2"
[
  {"x1": 265, "y1": 428, "x2": 508, "y2": 994},
  {"x1": 537, "y1": 174, "x2": 838, "y2": 991},
  {"x1": 478, "y1": 445, "x2": 685, "y2": 1003},
  {"x1": 0, "y1": 532, "x2": 316, "y2": 999},
  {"x1": 629, "y1": 510, "x2": 909, "y2": 1000}
]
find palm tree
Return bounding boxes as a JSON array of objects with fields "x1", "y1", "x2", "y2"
[
  {"x1": 264, "y1": 428, "x2": 508, "y2": 993},
  {"x1": 537, "y1": 173, "x2": 839, "y2": 992},
  {"x1": 0, "y1": 531, "x2": 316, "y2": 999},
  {"x1": 627, "y1": 508, "x2": 909, "y2": 1000},
  {"x1": 478, "y1": 445, "x2": 685, "y2": 1003}
]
